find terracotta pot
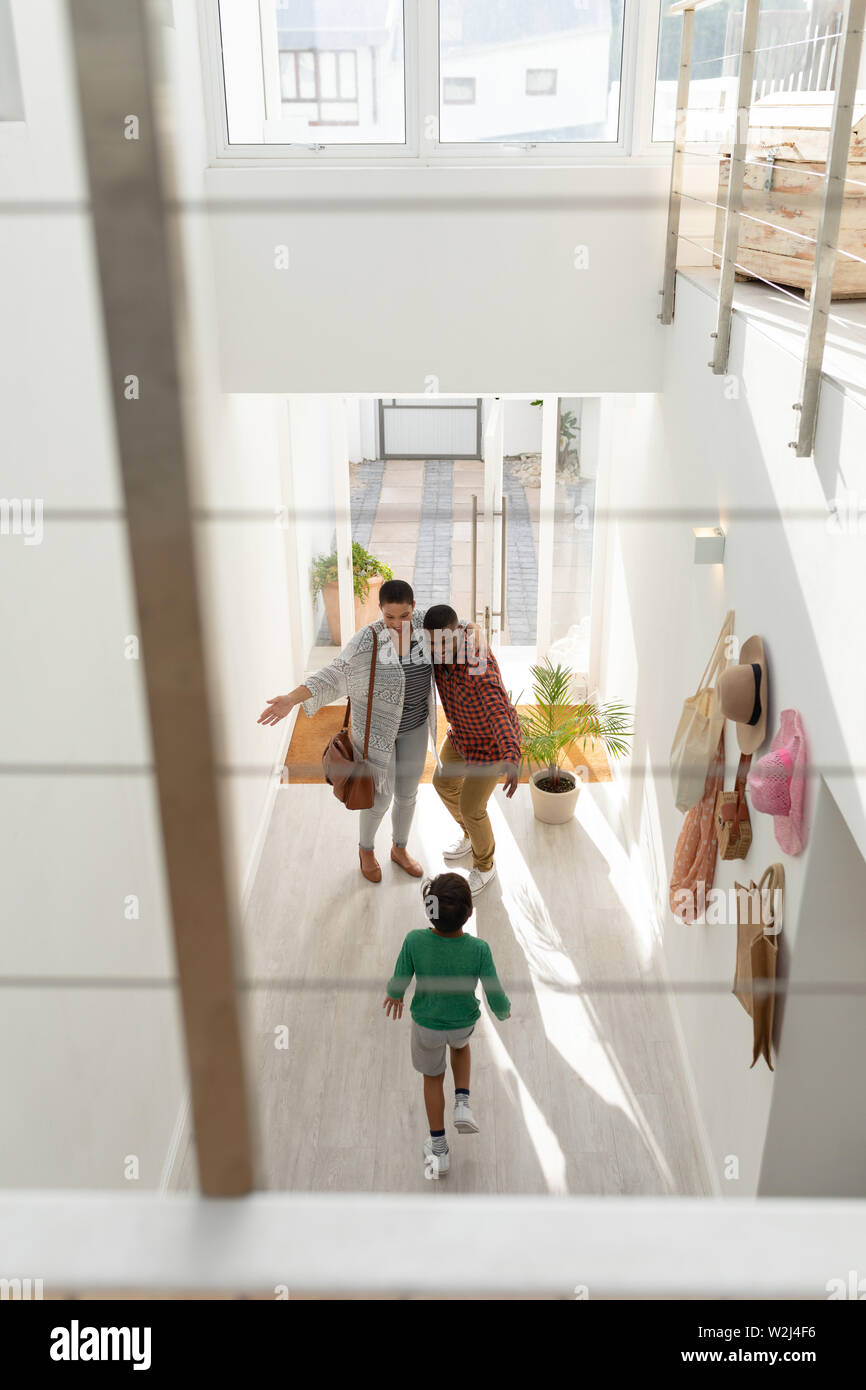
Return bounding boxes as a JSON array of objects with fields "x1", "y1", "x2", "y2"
[
  {"x1": 529, "y1": 768, "x2": 581, "y2": 825},
  {"x1": 321, "y1": 574, "x2": 385, "y2": 645},
  {"x1": 355, "y1": 574, "x2": 385, "y2": 630}
]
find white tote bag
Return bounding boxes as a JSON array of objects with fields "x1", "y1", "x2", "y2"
[{"x1": 670, "y1": 610, "x2": 734, "y2": 813}]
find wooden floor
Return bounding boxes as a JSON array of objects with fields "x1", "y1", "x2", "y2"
[
  {"x1": 285, "y1": 706, "x2": 612, "y2": 785},
  {"x1": 174, "y1": 785, "x2": 710, "y2": 1196}
]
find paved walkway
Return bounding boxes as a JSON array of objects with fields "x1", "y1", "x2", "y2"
[
  {"x1": 503, "y1": 459, "x2": 539, "y2": 645},
  {"x1": 321, "y1": 456, "x2": 592, "y2": 650},
  {"x1": 412, "y1": 460, "x2": 453, "y2": 609}
]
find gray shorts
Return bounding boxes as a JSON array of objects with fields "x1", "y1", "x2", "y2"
[{"x1": 410, "y1": 1021, "x2": 475, "y2": 1076}]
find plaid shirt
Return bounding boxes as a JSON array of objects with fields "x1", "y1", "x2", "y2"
[{"x1": 433, "y1": 648, "x2": 522, "y2": 765}]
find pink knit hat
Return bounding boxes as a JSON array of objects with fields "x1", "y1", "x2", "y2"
[{"x1": 746, "y1": 709, "x2": 807, "y2": 855}]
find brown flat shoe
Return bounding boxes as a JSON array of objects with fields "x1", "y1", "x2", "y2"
[
  {"x1": 359, "y1": 849, "x2": 382, "y2": 883},
  {"x1": 390, "y1": 847, "x2": 424, "y2": 878}
]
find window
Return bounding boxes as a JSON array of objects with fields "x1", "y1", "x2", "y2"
[
  {"x1": 279, "y1": 48, "x2": 360, "y2": 125},
  {"x1": 526, "y1": 69, "x2": 557, "y2": 97},
  {"x1": 212, "y1": 0, "x2": 631, "y2": 155},
  {"x1": 218, "y1": 0, "x2": 406, "y2": 145},
  {"x1": 438, "y1": 0, "x2": 624, "y2": 143},
  {"x1": 442, "y1": 76, "x2": 475, "y2": 105}
]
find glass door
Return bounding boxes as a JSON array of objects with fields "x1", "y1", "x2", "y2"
[
  {"x1": 472, "y1": 395, "x2": 599, "y2": 699},
  {"x1": 474, "y1": 397, "x2": 551, "y2": 697}
]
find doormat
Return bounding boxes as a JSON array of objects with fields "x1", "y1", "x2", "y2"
[{"x1": 283, "y1": 707, "x2": 611, "y2": 785}]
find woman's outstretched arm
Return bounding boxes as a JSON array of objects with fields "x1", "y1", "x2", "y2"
[
  {"x1": 257, "y1": 625, "x2": 370, "y2": 726},
  {"x1": 257, "y1": 684, "x2": 312, "y2": 726}
]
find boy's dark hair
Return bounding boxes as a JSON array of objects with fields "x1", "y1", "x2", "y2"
[
  {"x1": 379, "y1": 579, "x2": 414, "y2": 606},
  {"x1": 423, "y1": 603, "x2": 458, "y2": 631},
  {"x1": 421, "y1": 872, "x2": 473, "y2": 933}
]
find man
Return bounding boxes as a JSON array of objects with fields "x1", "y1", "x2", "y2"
[{"x1": 423, "y1": 605, "x2": 521, "y2": 896}]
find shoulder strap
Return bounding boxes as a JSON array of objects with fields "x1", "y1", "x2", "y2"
[
  {"x1": 362, "y1": 626, "x2": 378, "y2": 760},
  {"x1": 696, "y1": 609, "x2": 735, "y2": 695},
  {"x1": 735, "y1": 752, "x2": 752, "y2": 792}
]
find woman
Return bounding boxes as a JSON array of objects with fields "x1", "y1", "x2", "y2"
[{"x1": 259, "y1": 579, "x2": 470, "y2": 884}]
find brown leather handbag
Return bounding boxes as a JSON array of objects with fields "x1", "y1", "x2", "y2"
[
  {"x1": 322, "y1": 626, "x2": 378, "y2": 810},
  {"x1": 715, "y1": 753, "x2": 753, "y2": 861}
]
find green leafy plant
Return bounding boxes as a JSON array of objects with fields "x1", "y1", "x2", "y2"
[
  {"x1": 518, "y1": 658, "x2": 633, "y2": 791},
  {"x1": 531, "y1": 400, "x2": 579, "y2": 467},
  {"x1": 311, "y1": 541, "x2": 394, "y2": 603}
]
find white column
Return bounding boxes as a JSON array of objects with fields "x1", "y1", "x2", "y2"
[
  {"x1": 535, "y1": 395, "x2": 559, "y2": 660},
  {"x1": 330, "y1": 396, "x2": 355, "y2": 646}
]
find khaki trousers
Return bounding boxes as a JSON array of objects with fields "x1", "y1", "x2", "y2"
[{"x1": 432, "y1": 735, "x2": 503, "y2": 872}]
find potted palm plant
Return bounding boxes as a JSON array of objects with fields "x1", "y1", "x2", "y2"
[
  {"x1": 518, "y1": 659, "x2": 633, "y2": 825},
  {"x1": 312, "y1": 542, "x2": 394, "y2": 645}
]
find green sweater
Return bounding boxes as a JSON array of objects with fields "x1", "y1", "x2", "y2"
[{"x1": 386, "y1": 928, "x2": 511, "y2": 1030}]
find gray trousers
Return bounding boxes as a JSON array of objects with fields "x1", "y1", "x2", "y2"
[{"x1": 359, "y1": 719, "x2": 429, "y2": 850}]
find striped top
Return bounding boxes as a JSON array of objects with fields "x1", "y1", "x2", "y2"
[{"x1": 398, "y1": 630, "x2": 432, "y2": 734}]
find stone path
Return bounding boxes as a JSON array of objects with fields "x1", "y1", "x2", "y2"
[
  {"x1": 350, "y1": 459, "x2": 385, "y2": 549},
  {"x1": 503, "y1": 458, "x2": 539, "y2": 645},
  {"x1": 318, "y1": 456, "x2": 591, "y2": 651},
  {"x1": 412, "y1": 460, "x2": 453, "y2": 609}
]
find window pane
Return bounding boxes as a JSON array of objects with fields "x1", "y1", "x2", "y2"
[
  {"x1": 439, "y1": 0, "x2": 625, "y2": 143},
  {"x1": 220, "y1": 0, "x2": 406, "y2": 144}
]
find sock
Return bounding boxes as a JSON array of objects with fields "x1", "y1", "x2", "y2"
[
  {"x1": 430, "y1": 1129, "x2": 448, "y2": 1155},
  {"x1": 455, "y1": 1089, "x2": 470, "y2": 1103}
]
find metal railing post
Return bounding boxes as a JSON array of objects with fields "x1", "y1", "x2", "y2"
[
  {"x1": 793, "y1": 0, "x2": 865, "y2": 457},
  {"x1": 711, "y1": 0, "x2": 760, "y2": 373},
  {"x1": 659, "y1": 2, "x2": 696, "y2": 325}
]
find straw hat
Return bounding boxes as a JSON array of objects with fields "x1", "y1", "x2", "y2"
[
  {"x1": 747, "y1": 709, "x2": 808, "y2": 856},
  {"x1": 716, "y1": 635, "x2": 768, "y2": 753}
]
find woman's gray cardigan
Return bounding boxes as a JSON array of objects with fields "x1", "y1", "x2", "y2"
[{"x1": 302, "y1": 611, "x2": 439, "y2": 795}]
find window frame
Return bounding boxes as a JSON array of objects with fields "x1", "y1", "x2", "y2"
[{"x1": 200, "y1": 0, "x2": 671, "y2": 167}]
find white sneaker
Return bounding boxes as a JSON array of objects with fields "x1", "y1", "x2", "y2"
[
  {"x1": 454, "y1": 1098, "x2": 479, "y2": 1134},
  {"x1": 423, "y1": 1139, "x2": 450, "y2": 1179},
  {"x1": 467, "y1": 865, "x2": 496, "y2": 896},
  {"x1": 443, "y1": 834, "x2": 472, "y2": 861}
]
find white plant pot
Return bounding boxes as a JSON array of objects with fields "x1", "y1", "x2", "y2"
[{"x1": 529, "y1": 769, "x2": 581, "y2": 824}]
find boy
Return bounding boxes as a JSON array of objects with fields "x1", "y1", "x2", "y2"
[
  {"x1": 423, "y1": 604, "x2": 522, "y2": 895},
  {"x1": 383, "y1": 872, "x2": 511, "y2": 1178}
]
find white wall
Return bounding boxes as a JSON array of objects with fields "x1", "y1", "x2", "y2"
[
  {"x1": 159, "y1": 3, "x2": 297, "y2": 908},
  {"x1": 760, "y1": 782, "x2": 866, "y2": 1196},
  {"x1": 345, "y1": 397, "x2": 378, "y2": 462},
  {"x1": 0, "y1": 0, "x2": 297, "y2": 1187},
  {"x1": 0, "y1": 0, "x2": 185, "y2": 1187},
  {"x1": 597, "y1": 275, "x2": 866, "y2": 1195},
  {"x1": 286, "y1": 396, "x2": 338, "y2": 661},
  {"x1": 206, "y1": 164, "x2": 670, "y2": 395}
]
